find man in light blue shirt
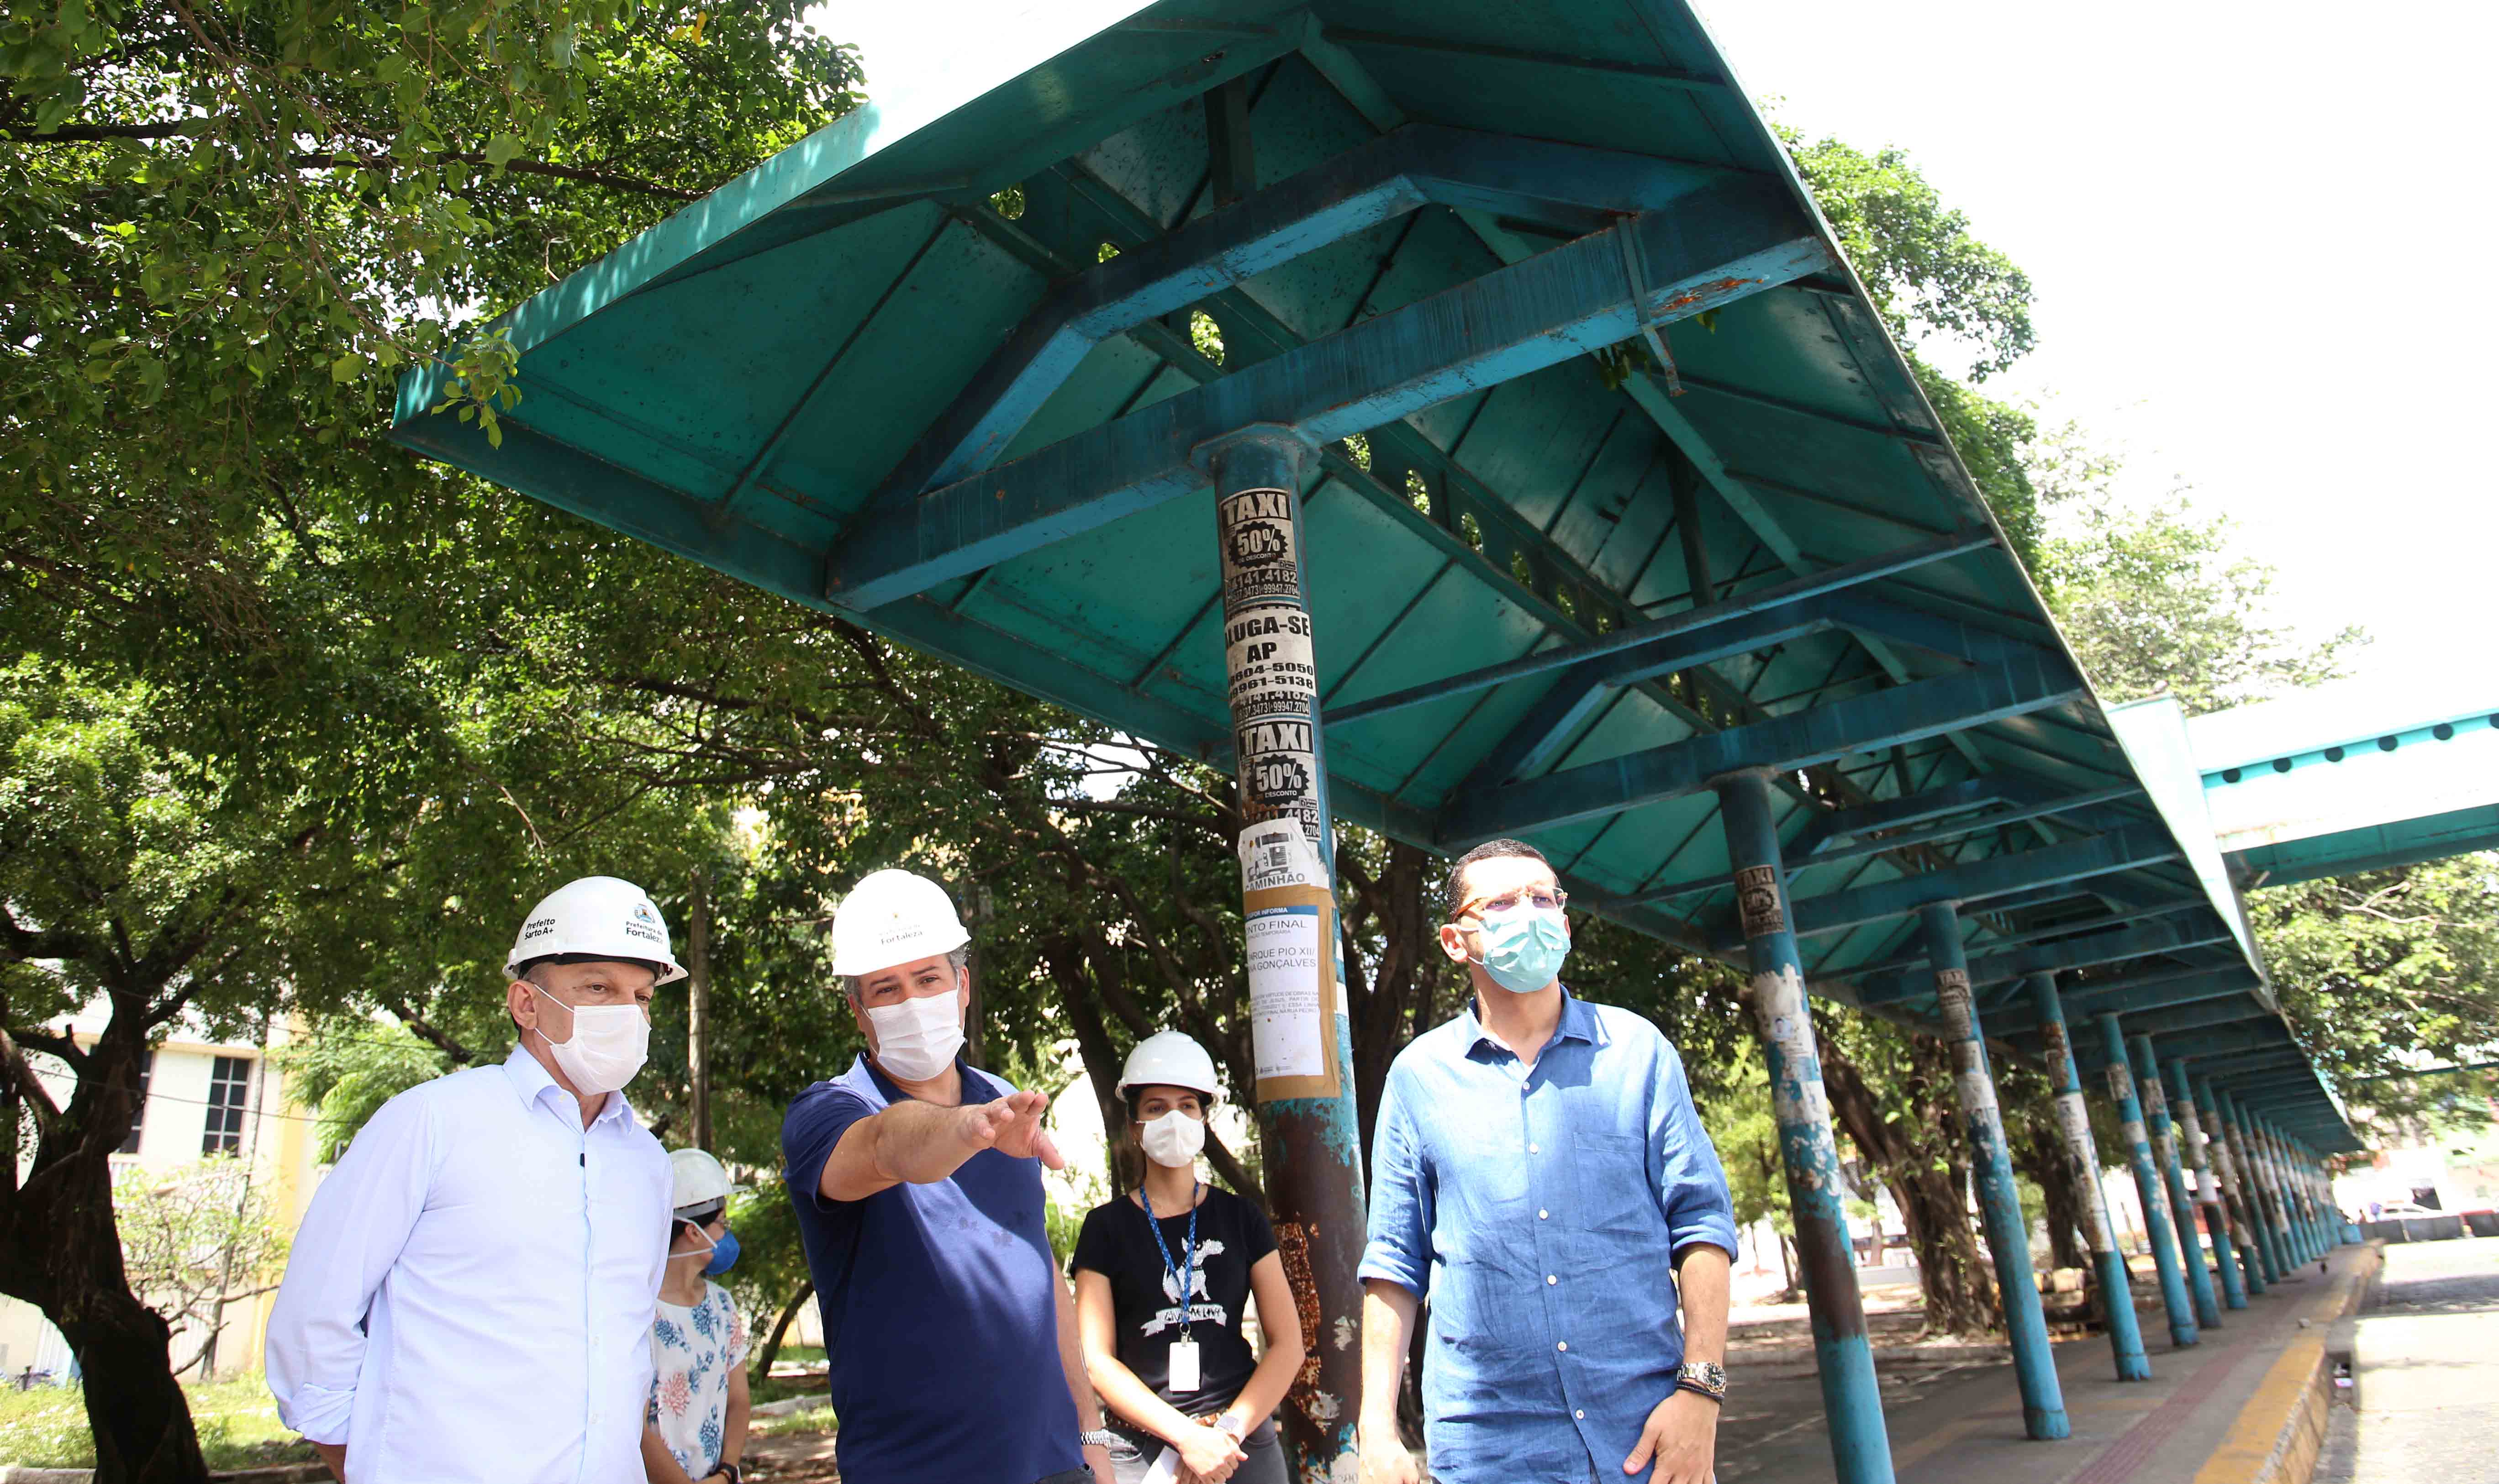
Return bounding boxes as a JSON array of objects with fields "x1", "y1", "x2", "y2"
[
  {"x1": 1357, "y1": 840, "x2": 1737, "y2": 1484},
  {"x1": 267, "y1": 877, "x2": 681, "y2": 1483}
]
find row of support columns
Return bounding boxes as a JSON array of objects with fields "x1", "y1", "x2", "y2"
[
  {"x1": 1205, "y1": 433, "x2": 2350, "y2": 1480},
  {"x1": 1699, "y1": 770, "x2": 2354, "y2": 1481}
]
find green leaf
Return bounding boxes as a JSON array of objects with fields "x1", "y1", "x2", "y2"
[
  {"x1": 482, "y1": 133, "x2": 521, "y2": 169},
  {"x1": 332, "y1": 352, "x2": 364, "y2": 384}
]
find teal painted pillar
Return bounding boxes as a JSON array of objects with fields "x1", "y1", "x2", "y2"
[
  {"x1": 2025, "y1": 974, "x2": 2151, "y2": 1380},
  {"x1": 2223, "y1": 1090, "x2": 2293, "y2": 1279},
  {"x1": 2262, "y1": 1116, "x2": 2313, "y2": 1264},
  {"x1": 1923, "y1": 907, "x2": 2069, "y2": 1438},
  {"x1": 2130, "y1": 1036, "x2": 2220, "y2": 1328},
  {"x1": 1202, "y1": 429, "x2": 1364, "y2": 1473},
  {"x1": 1713, "y1": 769, "x2": 1894, "y2": 1484},
  {"x1": 2281, "y1": 1125, "x2": 2324, "y2": 1262},
  {"x1": 2093, "y1": 1014, "x2": 2197, "y2": 1347},
  {"x1": 2165, "y1": 1060, "x2": 2246, "y2": 1310},
  {"x1": 2191, "y1": 1076, "x2": 2266, "y2": 1296}
]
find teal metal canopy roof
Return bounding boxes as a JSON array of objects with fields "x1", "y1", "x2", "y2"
[
  {"x1": 2190, "y1": 675, "x2": 2499, "y2": 889},
  {"x1": 391, "y1": 0, "x2": 2355, "y2": 1149}
]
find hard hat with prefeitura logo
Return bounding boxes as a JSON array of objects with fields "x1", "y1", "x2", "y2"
[
  {"x1": 505, "y1": 876, "x2": 687, "y2": 985},
  {"x1": 1115, "y1": 1030, "x2": 1223, "y2": 1104},
  {"x1": 829, "y1": 868, "x2": 970, "y2": 977}
]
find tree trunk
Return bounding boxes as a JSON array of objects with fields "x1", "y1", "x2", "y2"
[
  {"x1": 687, "y1": 867, "x2": 712, "y2": 1151},
  {"x1": 752, "y1": 1280, "x2": 816, "y2": 1380},
  {"x1": 1, "y1": 1006, "x2": 211, "y2": 1484},
  {"x1": 2012, "y1": 1114, "x2": 2087, "y2": 1274},
  {"x1": 1339, "y1": 840, "x2": 1452, "y2": 1166},
  {"x1": 1815, "y1": 1017, "x2": 2000, "y2": 1335}
]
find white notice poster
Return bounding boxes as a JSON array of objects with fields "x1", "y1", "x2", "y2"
[{"x1": 1246, "y1": 904, "x2": 1325, "y2": 1082}]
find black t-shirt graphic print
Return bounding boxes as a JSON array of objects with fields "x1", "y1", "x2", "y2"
[{"x1": 1072, "y1": 1186, "x2": 1277, "y2": 1431}]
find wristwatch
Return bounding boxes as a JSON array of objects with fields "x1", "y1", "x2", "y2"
[
  {"x1": 1674, "y1": 1360, "x2": 1728, "y2": 1403},
  {"x1": 1079, "y1": 1428, "x2": 1120, "y2": 1450}
]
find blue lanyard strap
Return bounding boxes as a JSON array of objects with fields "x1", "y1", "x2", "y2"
[{"x1": 1142, "y1": 1183, "x2": 1201, "y2": 1339}]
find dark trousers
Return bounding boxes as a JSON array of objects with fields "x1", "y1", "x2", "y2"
[{"x1": 1104, "y1": 1419, "x2": 1287, "y2": 1484}]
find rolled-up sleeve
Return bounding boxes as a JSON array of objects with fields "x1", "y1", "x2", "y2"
[
  {"x1": 265, "y1": 1085, "x2": 437, "y2": 1444},
  {"x1": 1357, "y1": 1065, "x2": 1434, "y2": 1297},
  {"x1": 1649, "y1": 1038, "x2": 1740, "y2": 1260}
]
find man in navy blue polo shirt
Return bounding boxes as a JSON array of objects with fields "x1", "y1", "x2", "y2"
[{"x1": 783, "y1": 869, "x2": 1116, "y2": 1484}]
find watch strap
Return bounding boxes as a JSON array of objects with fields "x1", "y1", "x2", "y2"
[{"x1": 1079, "y1": 1428, "x2": 1120, "y2": 1450}]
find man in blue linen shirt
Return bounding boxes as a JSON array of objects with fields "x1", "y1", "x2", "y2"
[
  {"x1": 266, "y1": 877, "x2": 682, "y2": 1483},
  {"x1": 781, "y1": 869, "x2": 1116, "y2": 1484},
  {"x1": 1357, "y1": 840, "x2": 1738, "y2": 1484}
]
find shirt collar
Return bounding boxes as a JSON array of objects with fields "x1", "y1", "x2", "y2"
[
  {"x1": 1460, "y1": 985, "x2": 1601, "y2": 1061},
  {"x1": 502, "y1": 1042, "x2": 635, "y2": 1128}
]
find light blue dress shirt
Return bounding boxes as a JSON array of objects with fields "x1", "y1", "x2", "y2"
[
  {"x1": 266, "y1": 1045, "x2": 673, "y2": 1484},
  {"x1": 1359, "y1": 990, "x2": 1739, "y2": 1484}
]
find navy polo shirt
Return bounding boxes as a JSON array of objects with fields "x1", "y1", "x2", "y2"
[{"x1": 781, "y1": 1053, "x2": 1083, "y2": 1484}]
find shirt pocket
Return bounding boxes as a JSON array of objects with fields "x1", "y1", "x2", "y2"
[{"x1": 1570, "y1": 1130, "x2": 1661, "y2": 1244}]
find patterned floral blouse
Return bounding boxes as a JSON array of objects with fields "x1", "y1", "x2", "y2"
[{"x1": 648, "y1": 1282, "x2": 749, "y2": 1478}]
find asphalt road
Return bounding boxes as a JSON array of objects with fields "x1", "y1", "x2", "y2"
[{"x1": 2316, "y1": 1235, "x2": 2499, "y2": 1483}]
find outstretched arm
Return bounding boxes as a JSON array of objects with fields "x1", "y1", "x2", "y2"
[{"x1": 816, "y1": 1090, "x2": 1064, "y2": 1201}]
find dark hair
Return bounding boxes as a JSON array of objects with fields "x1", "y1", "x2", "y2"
[
  {"x1": 1123, "y1": 1084, "x2": 1209, "y2": 1121},
  {"x1": 670, "y1": 1201, "x2": 727, "y2": 1241},
  {"x1": 516, "y1": 952, "x2": 666, "y2": 983},
  {"x1": 1444, "y1": 839, "x2": 1552, "y2": 921}
]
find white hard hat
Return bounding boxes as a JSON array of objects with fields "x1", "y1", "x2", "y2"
[
  {"x1": 830, "y1": 868, "x2": 970, "y2": 977},
  {"x1": 506, "y1": 876, "x2": 687, "y2": 985},
  {"x1": 1115, "y1": 1030, "x2": 1222, "y2": 1104},
  {"x1": 669, "y1": 1147, "x2": 746, "y2": 1216}
]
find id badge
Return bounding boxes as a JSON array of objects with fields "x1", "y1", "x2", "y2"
[{"x1": 1168, "y1": 1338, "x2": 1202, "y2": 1395}]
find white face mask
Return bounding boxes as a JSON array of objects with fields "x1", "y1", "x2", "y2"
[
  {"x1": 1140, "y1": 1109, "x2": 1207, "y2": 1169},
  {"x1": 531, "y1": 985, "x2": 650, "y2": 1095},
  {"x1": 865, "y1": 987, "x2": 965, "y2": 1083}
]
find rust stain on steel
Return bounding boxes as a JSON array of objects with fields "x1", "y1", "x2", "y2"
[{"x1": 1273, "y1": 1218, "x2": 1326, "y2": 1394}]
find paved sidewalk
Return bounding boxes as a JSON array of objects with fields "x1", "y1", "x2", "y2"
[
  {"x1": 2314, "y1": 1236, "x2": 2499, "y2": 1482},
  {"x1": 1714, "y1": 1243, "x2": 2374, "y2": 1484}
]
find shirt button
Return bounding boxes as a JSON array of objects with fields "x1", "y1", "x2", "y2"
[
  {"x1": 1538, "y1": 1209, "x2": 1549, "y2": 1220},
  {"x1": 1576, "y1": 1410, "x2": 1587, "y2": 1420},
  {"x1": 1546, "y1": 1275, "x2": 1558, "y2": 1285},
  {"x1": 1557, "y1": 1341, "x2": 1569, "y2": 1352},
  {"x1": 1529, "y1": 1142, "x2": 1540, "y2": 1154}
]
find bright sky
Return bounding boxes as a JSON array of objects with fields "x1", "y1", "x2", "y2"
[
  {"x1": 817, "y1": 0, "x2": 2494, "y2": 680},
  {"x1": 1692, "y1": 0, "x2": 2497, "y2": 679}
]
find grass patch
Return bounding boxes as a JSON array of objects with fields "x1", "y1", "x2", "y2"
[{"x1": 0, "y1": 1372, "x2": 316, "y2": 1469}]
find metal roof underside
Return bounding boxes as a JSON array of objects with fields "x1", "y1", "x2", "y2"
[{"x1": 390, "y1": 0, "x2": 2355, "y2": 1149}]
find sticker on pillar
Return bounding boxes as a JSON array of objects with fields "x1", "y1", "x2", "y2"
[
  {"x1": 1236, "y1": 717, "x2": 1321, "y2": 843},
  {"x1": 2140, "y1": 1079, "x2": 2165, "y2": 1118},
  {"x1": 1223, "y1": 606, "x2": 1317, "y2": 721},
  {"x1": 1956, "y1": 1069, "x2": 2000, "y2": 1129},
  {"x1": 1216, "y1": 488, "x2": 1300, "y2": 613},
  {"x1": 1934, "y1": 968, "x2": 1977, "y2": 1040},
  {"x1": 1247, "y1": 904, "x2": 1324, "y2": 1082},
  {"x1": 2104, "y1": 1064, "x2": 2135, "y2": 1107},
  {"x1": 2122, "y1": 1119, "x2": 2147, "y2": 1150},
  {"x1": 1239, "y1": 821, "x2": 1326, "y2": 894},
  {"x1": 2041, "y1": 1019, "x2": 2071, "y2": 1075},
  {"x1": 1733, "y1": 865, "x2": 1785, "y2": 939}
]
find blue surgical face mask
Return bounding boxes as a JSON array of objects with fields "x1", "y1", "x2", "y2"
[
  {"x1": 701, "y1": 1228, "x2": 740, "y2": 1277},
  {"x1": 1474, "y1": 908, "x2": 1569, "y2": 994}
]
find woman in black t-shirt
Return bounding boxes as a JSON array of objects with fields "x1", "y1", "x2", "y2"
[{"x1": 1073, "y1": 1031, "x2": 1304, "y2": 1484}]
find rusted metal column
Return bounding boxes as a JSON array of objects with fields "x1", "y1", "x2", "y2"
[
  {"x1": 2026, "y1": 974, "x2": 2150, "y2": 1379},
  {"x1": 1712, "y1": 768, "x2": 1894, "y2": 1484},
  {"x1": 2130, "y1": 1035, "x2": 2220, "y2": 1329},
  {"x1": 2164, "y1": 1059, "x2": 2245, "y2": 1310},
  {"x1": 2094, "y1": 1014, "x2": 2197, "y2": 1347},
  {"x1": 1923, "y1": 906, "x2": 2067, "y2": 1437},
  {"x1": 1201, "y1": 426, "x2": 1363, "y2": 1474},
  {"x1": 2190, "y1": 1075, "x2": 2266, "y2": 1296}
]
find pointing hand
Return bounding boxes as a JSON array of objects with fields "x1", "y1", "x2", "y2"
[{"x1": 959, "y1": 1090, "x2": 1066, "y2": 1169}]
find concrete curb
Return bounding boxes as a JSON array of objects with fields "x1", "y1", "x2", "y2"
[{"x1": 2191, "y1": 1243, "x2": 2385, "y2": 1484}]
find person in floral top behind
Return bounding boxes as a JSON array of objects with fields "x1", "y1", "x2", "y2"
[{"x1": 644, "y1": 1149, "x2": 752, "y2": 1484}]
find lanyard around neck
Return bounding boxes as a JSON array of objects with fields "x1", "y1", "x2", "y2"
[{"x1": 1141, "y1": 1182, "x2": 1201, "y2": 1339}]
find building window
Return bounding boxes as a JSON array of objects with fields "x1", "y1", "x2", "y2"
[
  {"x1": 202, "y1": 1056, "x2": 253, "y2": 1154},
  {"x1": 118, "y1": 1051, "x2": 155, "y2": 1155}
]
